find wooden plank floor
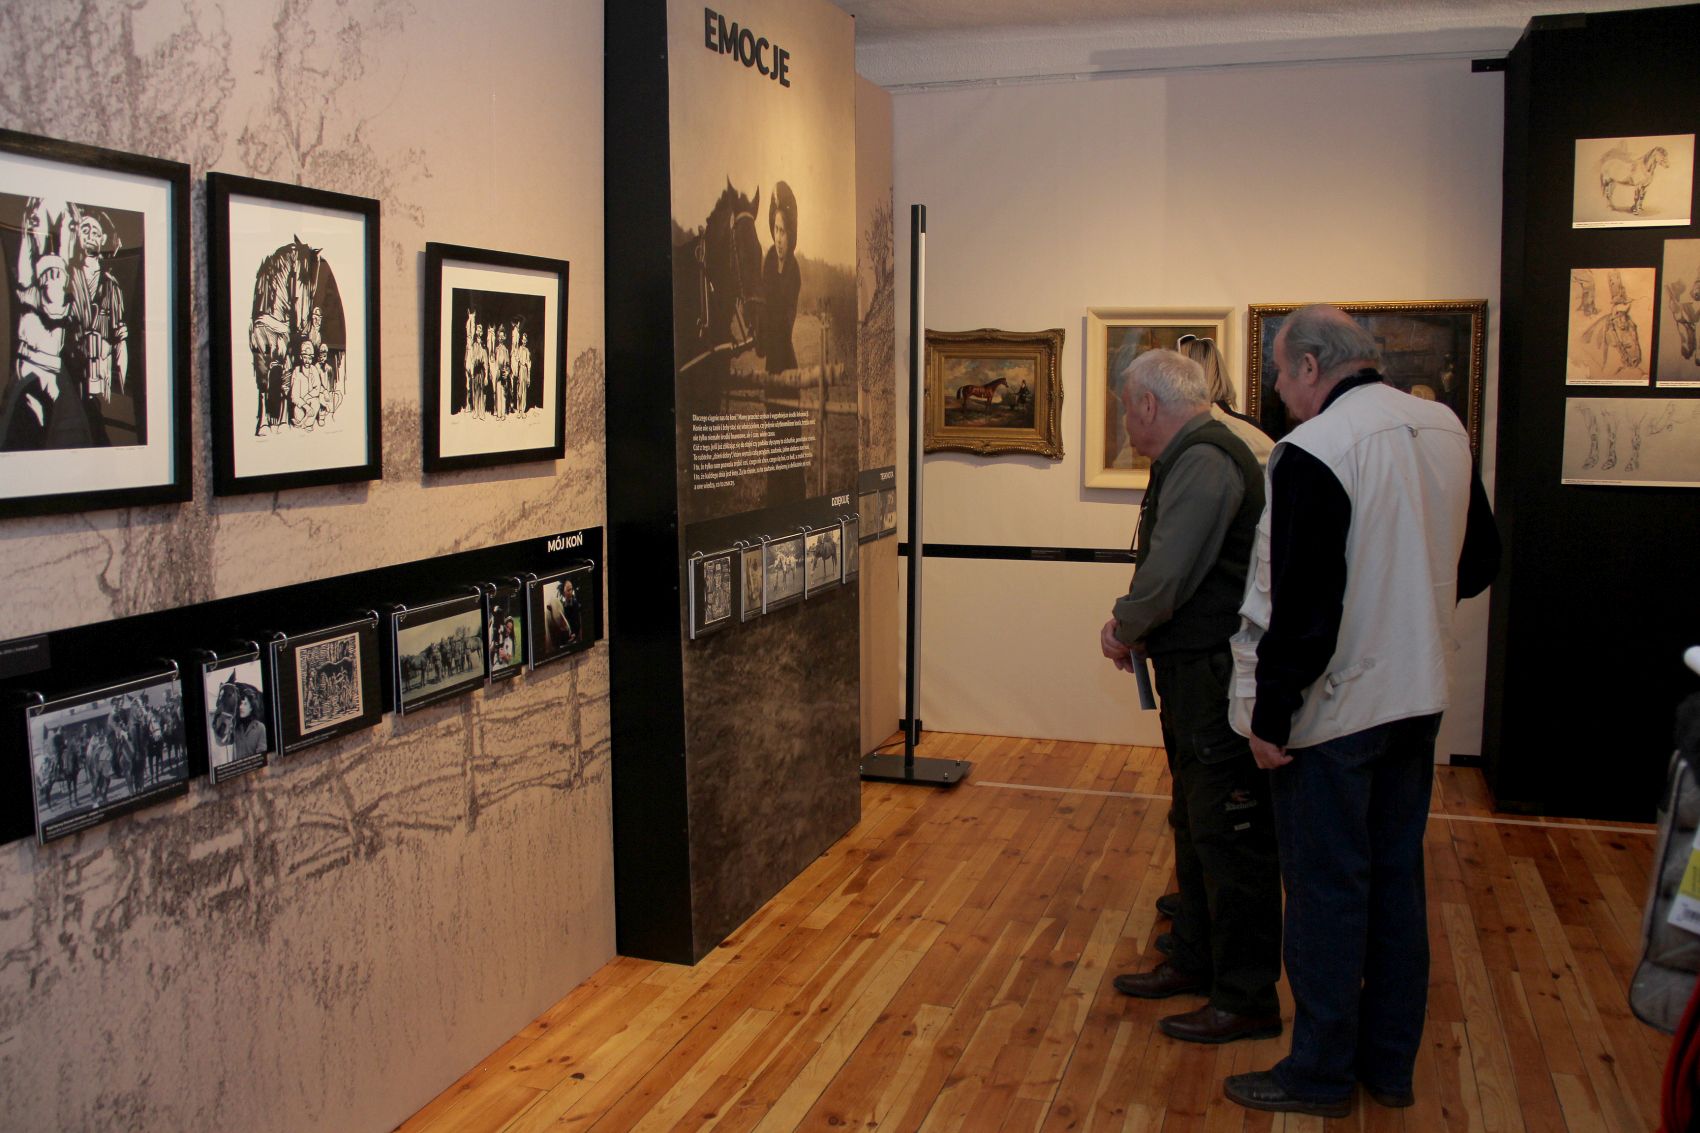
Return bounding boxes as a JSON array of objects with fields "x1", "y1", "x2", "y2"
[{"x1": 395, "y1": 732, "x2": 1672, "y2": 1133}]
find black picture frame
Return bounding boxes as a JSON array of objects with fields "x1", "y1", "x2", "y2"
[
  {"x1": 688, "y1": 550, "x2": 736, "y2": 640},
  {"x1": 270, "y1": 616, "x2": 383, "y2": 755},
  {"x1": 0, "y1": 128, "x2": 192, "y2": 517},
  {"x1": 526, "y1": 563, "x2": 597, "y2": 669},
  {"x1": 422, "y1": 242, "x2": 569, "y2": 472},
  {"x1": 390, "y1": 592, "x2": 486, "y2": 714},
  {"x1": 207, "y1": 172, "x2": 382, "y2": 495}
]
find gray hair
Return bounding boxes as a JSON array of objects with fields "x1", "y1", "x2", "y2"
[
  {"x1": 1116, "y1": 346, "x2": 1208, "y2": 412},
  {"x1": 1178, "y1": 336, "x2": 1232, "y2": 404},
  {"x1": 1279, "y1": 304, "x2": 1381, "y2": 374}
]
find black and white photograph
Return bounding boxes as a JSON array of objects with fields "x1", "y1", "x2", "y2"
[
  {"x1": 528, "y1": 563, "x2": 596, "y2": 669},
  {"x1": 740, "y1": 545, "x2": 765, "y2": 621},
  {"x1": 804, "y1": 526, "x2": 842, "y2": 596},
  {"x1": 1658, "y1": 239, "x2": 1700, "y2": 386},
  {"x1": 486, "y1": 580, "x2": 526, "y2": 681},
  {"x1": 394, "y1": 594, "x2": 486, "y2": 713},
  {"x1": 0, "y1": 129, "x2": 190, "y2": 516},
  {"x1": 858, "y1": 490, "x2": 879, "y2": 541},
  {"x1": 27, "y1": 670, "x2": 190, "y2": 843},
  {"x1": 208, "y1": 173, "x2": 381, "y2": 495},
  {"x1": 272, "y1": 617, "x2": 382, "y2": 754},
  {"x1": 688, "y1": 550, "x2": 735, "y2": 639},
  {"x1": 841, "y1": 516, "x2": 859, "y2": 581},
  {"x1": 879, "y1": 487, "x2": 898, "y2": 535},
  {"x1": 764, "y1": 532, "x2": 805, "y2": 610},
  {"x1": 423, "y1": 243, "x2": 568, "y2": 472},
  {"x1": 201, "y1": 653, "x2": 271, "y2": 784},
  {"x1": 1572, "y1": 134, "x2": 1694, "y2": 228}
]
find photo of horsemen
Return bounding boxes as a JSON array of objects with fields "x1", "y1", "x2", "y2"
[
  {"x1": 202, "y1": 656, "x2": 271, "y2": 782},
  {"x1": 28, "y1": 673, "x2": 188, "y2": 843},
  {"x1": 0, "y1": 193, "x2": 147, "y2": 451},
  {"x1": 804, "y1": 526, "x2": 841, "y2": 595},
  {"x1": 396, "y1": 602, "x2": 486, "y2": 712},
  {"x1": 449, "y1": 288, "x2": 545, "y2": 421},
  {"x1": 295, "y1": 631, "x2": 364, "y2": 734},
  {"x1": 245, "y1": 234, "x2": 348, "y2": 437},
  {"x1": 763, "y1": 533, "x2": 804, "y2": 607}
]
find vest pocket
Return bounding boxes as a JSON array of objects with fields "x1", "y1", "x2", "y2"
[{"x1": 1323, "y1": 656, "x2": 1376, "y2": 697}]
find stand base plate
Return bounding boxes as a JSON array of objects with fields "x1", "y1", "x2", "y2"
[{"x1": 859, "y1": 754, "x2": 970, "y2": 787}]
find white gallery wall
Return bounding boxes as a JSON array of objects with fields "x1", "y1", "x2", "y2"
[{"x1": 893, "y1": 56, "x2": 1503, "y2": 755}]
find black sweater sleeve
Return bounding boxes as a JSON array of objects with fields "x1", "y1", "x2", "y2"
[{"x1": 1457, "y1": 473, "x2": 1501, "y2": 601}]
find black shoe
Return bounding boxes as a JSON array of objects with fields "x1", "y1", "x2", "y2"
[
  {"x1": 1155, "y1": 892, "x2": 1181, "y2": 920},
  {"x1": 1154, "y1": 931, "x2": 1176, "y2": 956},
  {"x1": 1363, "y1": 1084, "x2": 1416, "y2": 1108},
  {"x1": 1223, "y1": 1071, "x2": 1351, "y2": 1118},
  {"x1": 1158, "y1": 1004, "x2": 1282, "y2": 1045},
  {"x1": 1112, "y1": 961, "x2": 1206, "y2": 999}
]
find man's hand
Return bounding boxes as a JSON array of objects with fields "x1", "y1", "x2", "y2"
[
  {"x1": 1100, "y1": 618, "x2": 1135, "y2": 671},
  {"x1": 1250, "y1": 734, "x2": 1292, "y2": 769}
]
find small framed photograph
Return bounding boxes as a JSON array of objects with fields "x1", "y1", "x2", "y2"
[
  {"x1": 857, "y1": 491, "x2": 879, "y2": 542},
  {"x1": 1247, "y1": 301, "x2": 1486, "y2": 455},
  {"x1": 688, "y1": 550, "x2": 736, "y2": 639},
  {"x1": 528, "y1": 563, "x2": 596, "y2": 669},
  {"x1": 392, "y1": 593, "x2": 486, "y2": 713},
  {"x1": 763, "y1": 533, "x2": 805, "y2": 611},
  {"x1": 422, "y1": 242, "x2": 569, "y2": 472},
  {"x1": 1572, "y1": 134, "x2": 1694, "y2": 228},
  {"x1": 841, "y1": 517, "x2": 859, "y2": 581},
  {"x1": 27, "y1": 668, "x2": 190, "y2": 843},
  {"x1": 207, "y1": 172, "x2": 381, "y2": 495},
  {"x1": 271, "y1": 617, "x2": 382, "y2": 754},
  {"x1": 485, "y1": 580, "x2": 527, "y2": 681},
  {"x1": 879, "y1": 487, "x2": 898, "y2": 536},
  {"x1": 923, "y1": 328, "x2": 1065, "y2": 458},
  {"x1": 1084, "y1": 307, "x2": 1233, "y2": 489},
  {"x1": 0, "y1": 128, "x2": 192, "y2": 517},
  {"x1": 739, "y1": 544, "x2": 765, "y2": 622},
  {"x1": 804, "y1": 526, "x2": 842, "y2": 596},
  {"x1": 200, "y1": 649, "x2": 272, "y2": 784}
]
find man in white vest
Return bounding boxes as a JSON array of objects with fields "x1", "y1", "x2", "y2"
[{"x1": 1223, "y1": 305, "x2": 1499, "y2": 1119}]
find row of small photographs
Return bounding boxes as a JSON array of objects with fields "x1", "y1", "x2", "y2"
[
  {"x1": 23, "y1": 564, "x2": 596, "y2": 845},
  {"x1": 689, "y1": 517, "x2": 859, "y2": 639},
  {"x1": 858, "y1": 487, "x2": 900, "y2": 542},
  {"x1": 1566, "y1": 241, "x2": 1700, "y2": 387}
]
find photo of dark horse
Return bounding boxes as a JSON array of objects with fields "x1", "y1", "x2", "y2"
[
  {"x1": 673, "y1": 180, "x2": 765, "y2": 413},
  {"x1": 205, "y1": 661, "x2": 270, "y2": 773}
]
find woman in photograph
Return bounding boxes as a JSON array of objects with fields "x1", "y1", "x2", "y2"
[
  {"x1": 231, "y1": 688, "x2": 268, "y2": 759},
  {"x1": 757, "y1": 180, "x2": 800, "y2": 374}
]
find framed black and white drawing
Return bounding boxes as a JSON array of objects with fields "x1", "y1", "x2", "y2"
[
  {"x1": 485, "y1": 580, "x2": 527, "y2": 682},
  {"x1": 391, "y1": 593, "x2": 485, "y2": 714},
  {"x1": 423, "y1": 242, "x2": 569, "y2": 472},
  {"x1": 804, "y1": 526, "x2": 842, "y2": 597},
  {"x1": 0, "y1": 129, "x2": 191, "y2": 517},
  {"x1": 764, "y1": 533, "x2": 804, "y2": 611},
  {"x1": 199, "y1": 648, "x2": 272, "y2": 784},
  {"x1": 25, "y1": 667, "x2": 190, "y2": 843},
  {"x1": 739, "y1": 544, "x2": 765, "y2": 621},
  {"x1": 841, "y1": 516, "x2": 859, "y2": 582},
  {"x1": 207, "y1": 173, "x2": 381, "y2": 495},
  {"x1": 527, "y1": 563, "x2": 596, "y2": 669},
  {"x1": 270, "y1": 616, "x2": 382, "y2": 754},
  {"x1": 1572, "y1": 134, "x2": 1694, "y2": 229},
  {"x1": 687, "y1": 550, "x2": 736, "y2": 639}
]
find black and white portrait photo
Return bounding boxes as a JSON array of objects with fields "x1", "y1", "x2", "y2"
[
  {"x1": 202, "y1": 655, "x2": 271, "y2": 783},
  {"x1": 741, "y1": 545, "x2": 764, "y2": 620},
  {"x1": 450, "y1": 288, "x2": 545, "y2": 422},
  {"x1": 487, "y1": 582, "x2": 526, "y2": 680},
  {"x1": 396, "y1": 598, "x2": 485, "y2": 712},
  {"x1": 805, "y1": 526, "x2": 841, "y2": 595},
  {"x1": 764, "y1": 533, "x2": 804, "y2": 608},
  {"x1": 701, "y1": 553, "x2": 732, "y2": 626},
  {"x1": 295, "y1": 631, "x2": 364, "y2": 734},
  {"x1": 879, "y1": 487, "x2": 898, "y2": 534},
  {"x1": 28, "y1": 672, "x2": 189, "y2": 843},
  {"x1": 528, "y1": 564, "x2": 594, "y2": 668}
]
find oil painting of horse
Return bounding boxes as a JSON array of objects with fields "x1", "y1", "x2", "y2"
[{"x1": 923, "y1": 328, "x2": 1065, "y2": 459}]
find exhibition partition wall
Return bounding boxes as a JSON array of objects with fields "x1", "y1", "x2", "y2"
[
  {"x1": 605, "y1": 0, "x2": 863, "y2": 963},
  {"x1": 0, "y1": 1, "x2": 612, "y2": 1130},
  {"x1": 1486, "y1": 3, "x2": 1700, "y2": 821}
]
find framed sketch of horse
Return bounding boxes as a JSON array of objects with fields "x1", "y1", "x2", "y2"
[
  {"x1": 1084, "y1": 308, "x2": 1233, "y2": 489},
  {"x1": 422, "y1": 243, "x2": 569, "y2": 473},
  {"x1": 1572, "y1": 134, "x2": 1694, "y2": 228},
  {"x1": 923, "y1": 328, "x2": 1064, "y2": 459},
  {"x1": 1246, "y1": 301, "x2": 1487, "y2": 456},
  {"x1": 269, "y1": 615, "x2": 382, "y2": 755},
  {"x1": 196, "y1": 647, "x2": 272, "y2": 785},
  {"x1": 0, "y1": 129, "x2": 192, "y2": 517},
  {"x1": 207, "y1": 173, "x2": 381, "y2": 495},
  {"x1": 24, "y1": 666, "x2": 190, "y2": 844}
]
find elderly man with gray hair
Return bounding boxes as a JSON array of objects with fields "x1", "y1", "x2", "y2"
[
  {"x1": 1223, "y1": 304, "x2": 1500, "y2": 1119},
  {"x1": 1099, "y1": 345, "x2": 1282, "y2": 1046}
]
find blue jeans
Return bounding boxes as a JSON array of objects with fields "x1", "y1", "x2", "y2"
[{"x1": 1270, "y1": 713, "x2": 1440, "y2": 1103}]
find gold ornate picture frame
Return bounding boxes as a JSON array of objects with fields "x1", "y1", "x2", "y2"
[
  {"x1": 923, "y1": 328, "x2": 1064, "y2": 459},
  {"x1": 1084, "y1": 307, "x2": 1234, "y2": 489},
  {"x1": 1247, "y1": 300, "x2": 1487, "y2": 456}
]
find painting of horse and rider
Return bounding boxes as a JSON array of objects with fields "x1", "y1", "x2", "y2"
[
  {"x1": 1573, "y1": 133, "x2": 1694, "y2": 228},
  {"x1": 922, "y1": 327, "x2": 1066, "y2": 459}
]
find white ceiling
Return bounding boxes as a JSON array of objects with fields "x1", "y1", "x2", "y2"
[{"x1": 832, "y1": 0, "x2": 1690, "y2": 88}]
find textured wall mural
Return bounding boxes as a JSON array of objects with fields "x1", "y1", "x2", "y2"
[{"x1": 0, "y1": 2, "x2": 610, "y2": 1131}]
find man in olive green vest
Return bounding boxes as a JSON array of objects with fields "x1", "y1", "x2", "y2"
[{"x1": 1098, "y1": 347, "x2": 1281, "y2": 1045}]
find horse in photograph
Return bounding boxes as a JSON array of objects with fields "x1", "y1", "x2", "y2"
[
  {"x1": 249, "y1": 236, "x2": 321, "y2": 433},
  {"x1": 37, "y1": 729, "x2": 85, "y2": 810},
  {"x1": 1598, "y1": 145, "x2": 1670, "y2": 215},
  {"x1": 210, "y1": 675, "x2": 265, "y2": 748},
  {"x1": 312, "y1": 654, "x2": 358, "y2": 718},
  {"x1": 675, "y1": 180, "x2": 765, "y2": 409}
]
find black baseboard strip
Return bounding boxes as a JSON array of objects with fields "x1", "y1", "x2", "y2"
[{"x1": 898, "y1": 542, "x2": 1134, "y2": 564}]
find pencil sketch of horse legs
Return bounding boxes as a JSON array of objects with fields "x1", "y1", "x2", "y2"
[{"x1": 1578, "y1": 404, "x2": 1599, "y2": 470}]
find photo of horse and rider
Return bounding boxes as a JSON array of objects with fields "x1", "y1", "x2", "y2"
[
  {"x1": 763, "y1": 534, "x2": 804, "y2": 608},
  {"x1": 202, "y1": 656, "x2": 271, "y2": 783},
  {"x1": 28, "y1": 673, "x2": 188, "y2": 843},
  {"x1": 0, "y1": 193, "x2": 148, "y2": 452},
  {"x1": 448, "y1": 288, "x2": 545, "y2": 422},
  {"x1": 395, "y1": 600, "x2": 486, "y2": 713},
  {"x1": 804, "y1": 525, "x2": 841, "y2": 596}
]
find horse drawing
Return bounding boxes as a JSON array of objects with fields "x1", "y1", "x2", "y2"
[
  {"x1": 249, "y1": 236, "x2": 322, "y2": 434},
  {"x1": 674, "y1": 180, "x2": 765, "y2": 407},
  {"x1": 1598, "y1": 145, "x2": 1669, "y2": 215},
  {"x1": 1576, "y1": 269, "x2": 1645, "y2": 374},
  {"x1": 957, "y1": 376, "x2": 1008, "y2": 407}
]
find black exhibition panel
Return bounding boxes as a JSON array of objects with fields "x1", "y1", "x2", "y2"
[{"x1": 1486, "y1": 3, "x2": 1700, "y2": 820}]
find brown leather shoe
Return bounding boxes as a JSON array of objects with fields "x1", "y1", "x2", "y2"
[
  {"x1": 1223, "y1": 1071, "x2": 1351, "y2": 1118},
  {"x1": 1158, "y1": 1004, "x2": 1282, "y2": 1044},
  {"x1": 1112, "y1": 961, "x2": 1206, "y2": 999}
]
